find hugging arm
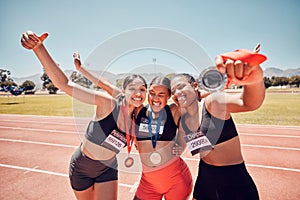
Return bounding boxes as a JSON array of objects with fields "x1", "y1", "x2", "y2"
[
  {"x1": 171, "y1": 121, "x2": 188, "y2": 156},
  {"x1": 73, "y1": 52, "x2": 122, "y2": 98}
]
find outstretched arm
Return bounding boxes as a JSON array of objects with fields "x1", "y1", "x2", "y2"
[
  {"x1": 21, "y1": 31, "x2": 115, "y2": 115},
  {"x1": 207, "y1": 45, "x2": 266, "y2": 118},
  {"x1": 73, "y1": 52, "x2": 122, "y2": 98}
]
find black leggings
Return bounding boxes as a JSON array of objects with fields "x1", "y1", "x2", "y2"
[{"x1": 193, "y1": 160, "x2": 259, "y2": 200}]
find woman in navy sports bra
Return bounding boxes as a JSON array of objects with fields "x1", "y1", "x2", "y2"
[
  {"x1": 21, "y1": 31, "x2": 147, "y2": 200},
  {"x1": 74, "y1": 54, "x2": 193, "y2": 200},
  {"x1": 171, "y1": 46, "x2": 265, "y2": 200}
]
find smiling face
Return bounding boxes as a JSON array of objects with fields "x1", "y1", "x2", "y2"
[
  {"x1": 171, "y1": 76, "x2": 198, "y2": 108},
  {"x1": 148, "y1": 84, "x2": 170, "y2": 113},
  {"x1": 123, "y1": 78, "x2": 147, "y2": 108}
]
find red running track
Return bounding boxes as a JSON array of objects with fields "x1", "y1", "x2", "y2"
[{"x1": 0, "y1": 114, "x2": 299, "y2": 200}]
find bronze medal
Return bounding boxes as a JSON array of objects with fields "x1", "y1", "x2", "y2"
[{"x1": 124, "y1": 156, "x2": 134, "y2": 168}]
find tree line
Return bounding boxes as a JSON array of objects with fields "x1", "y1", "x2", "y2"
[
  {"x1": 263, "y1": 76, "x2": 300, "y2": 88},
  {"x1": 0, "y1": 68, "x2": 92, "y2": 95}
]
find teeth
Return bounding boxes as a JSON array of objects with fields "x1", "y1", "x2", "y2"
[
  {"x1": 133, "y1": 97, "x2": 142, "y2": 101},
  {"x1": 153, "y1": 102, "x2": 160, "y2": 106}
]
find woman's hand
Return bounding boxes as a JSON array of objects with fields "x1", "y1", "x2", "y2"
[
  {"x1": 215, "y1": 56, "x2": 263, "y2": 87},
  {"x1": 73, "y1": 52, "x2": 82, "y2": 70},
  {"x1": 215, "y1": 44, "x2": 265, "y2": 87},
  {"x1": 172, "y1": 143, "x2": 183, "y2": 156},
  {"x1": 21, "y1": 31, "x2": 48, "y2": 50}
]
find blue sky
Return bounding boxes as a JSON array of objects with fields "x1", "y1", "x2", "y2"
[{"x1": 0, "y1": 0, "x2": 299, "y2": 77}]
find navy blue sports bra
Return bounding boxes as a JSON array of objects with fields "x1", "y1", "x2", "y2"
[
  {"x1": 135, "y1": 105, "x2": 177, "y2": 141},
  {"x1": 85, "y1": 103, "x2": 127, "y2": 152},
  {"x1": 181, "y1": 103, "x2": 238, "y2": 145}
]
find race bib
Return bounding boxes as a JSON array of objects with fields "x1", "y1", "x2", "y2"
[
  {"x1": 184, "y1": 131, "x2": 214, "y2": 156},
  {"x1": 138, "y1": 117, "x2": 164, "y2": 138},
  {"x1": 101, "y1": 130, "x2": 126, "y2": 153}
]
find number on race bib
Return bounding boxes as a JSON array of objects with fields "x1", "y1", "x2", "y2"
[{"x1": 184, "y1": 131, "x2": 214, "y2": 156}]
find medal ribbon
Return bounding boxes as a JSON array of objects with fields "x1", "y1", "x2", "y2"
[
  {"x1": 148, "y1": 107, "x2": 163, "y2": 149},
  {"x1": 121, "y1": 102, "x2": 135, "y2": 155}
]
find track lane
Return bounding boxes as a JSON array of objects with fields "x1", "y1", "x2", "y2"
[{"x1": 1, "y1": 114, "x2": 300, "y2": 200}]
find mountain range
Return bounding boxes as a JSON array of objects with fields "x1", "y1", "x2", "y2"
[
  {"x1": 263, "y1": 67, "x2": 300, "y2": 78},
  {"x1": 11, "y1": 67, "x2": 300, "y2": 90}
]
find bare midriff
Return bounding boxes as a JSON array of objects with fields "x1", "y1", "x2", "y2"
[
  {"x1": 136, "y1": 140, "x2": 178, "y2": 171},
  {"x1": 201, "y1": 136, "x2": 244, "y2": 166},
  {"x1": 81, "y1": 138, "x2": 116, "y2": 161}
]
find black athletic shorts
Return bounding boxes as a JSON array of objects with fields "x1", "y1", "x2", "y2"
[
  {"x1": 69, "y1": 145, "x2": 118, "y2": 191},
  {"x1": 193, "y1": 160, "x2": 259, "y2": 200}
]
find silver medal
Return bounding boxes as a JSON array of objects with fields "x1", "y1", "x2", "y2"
[
  {"x1": 150, "y1": 152, "x2": 162, "y2": 165},
  {"x1": 198, "y1": 66, "x2": 228, "y2": 93}
]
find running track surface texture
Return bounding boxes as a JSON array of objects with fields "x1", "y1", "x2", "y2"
[{"x1": 0, "y1": 114, "x2": 299, "y2": 200}]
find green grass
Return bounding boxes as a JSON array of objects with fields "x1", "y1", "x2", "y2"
[
  {"x1": 0, "y1": 95, "x2": 74, "y2": 116},
  {"x1": 232, "y1": 93, "x2": 300, "y2": 126},
  {"x1": 1, "y1": 92, "x2": 300, "y2": 126}
]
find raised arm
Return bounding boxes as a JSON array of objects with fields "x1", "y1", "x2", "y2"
[
  {"x1": 206, "y1": 45, "x2": 266, "y2": 118},
  {"x1": 73, "y1": 52, "x2": 122, "y2": 98},
  {"x1": 21, "y1": 31, "x2": 115, "y2": 116}
]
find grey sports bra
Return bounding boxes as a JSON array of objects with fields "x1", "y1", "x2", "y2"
[
  {"x1": 181, "y1": 103, "x2": 238, "y2": 145},
  {"x1": 85, "y1": 103, "x2": 127, "y2": 153}
]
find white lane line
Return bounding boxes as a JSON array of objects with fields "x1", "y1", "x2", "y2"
[
  {"x1": 0, "y1": 126, "x2": 80, "y2": 134},
  {"x1": 242, "y1": 144, "x2": 300, "y2": 151},
  {"x1": 237, "y1": 124, "x2": 300, "y2": 130},
  {"x1": 0, "y1": 163, "x2": 135, "y2": 188},
  {"x1": 0, "y1": 163, "x2": 68, "y2": 177},
  {"x1": 0, "y1": 119, "x2": 87, "y2": 126},
  {"x1": 0, "y1": 138, "x2": 78, "y2": 148},
  {"x1": 0, "y1": 114, "x2": 76, "y2": 120},
  {"x1": 24, "y1": 165, "x2": 39, "y2": 174},
  {"x1": 246, "y1": 164, "x2": 300, "y2": 173},
  {"x1": 182, "y1": 158, "x2": 300, "y2": 173},
  {"x1": 240, "y1": 133, "x2": 300, "y2": 138}
]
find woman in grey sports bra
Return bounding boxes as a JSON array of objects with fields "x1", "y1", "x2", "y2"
[
  {"x1": 170, "y1": 45, "x2": 265, "y2": 200},
  {"x1": 21, "y1": 31, "x2": 147, "y2": 200}
]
